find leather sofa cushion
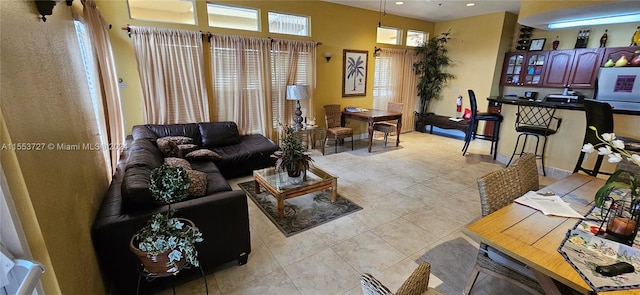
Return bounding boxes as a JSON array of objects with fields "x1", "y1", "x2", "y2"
[
  {"x1": 131, "y1": 125, "x2": 159, "y2": 142},
  {"x1": 210, "y1": 134, "x2": 278, "y2": 178},
  {"x1": 128, "y1": 139, "x2": 164, "y2": 161},
  {"x1": 199, "y1": 122, "x2": 241, "y2": 148},
  {"x1": 144, "y1": 123, "x2": 202, "y2": 146},
  {"x1": 121, "y1": 166, "x2": 163, "y2": 210},
  {"x1": 125, "y1": 144, "x2": 163, "y2": 171}
]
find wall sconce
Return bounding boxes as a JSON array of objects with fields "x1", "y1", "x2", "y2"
[
  {"x1": 323, "y1": 52, "x2": 333, "y2": 62},
  {"x1": 35, "y1": 0, "x2": 73, "y2": 22}
]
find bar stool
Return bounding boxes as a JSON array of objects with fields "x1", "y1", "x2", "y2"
[
  {"x1": 506, "y1": 105, "x2": 562, "y2": 176},
  {"x1": 574, "y1": 99, "x2": 640, "y2": 176},
  {"x1": 462, "y1": 89, "x2": 503, "y2": 160}
]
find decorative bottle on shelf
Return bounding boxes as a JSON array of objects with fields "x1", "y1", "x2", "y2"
[
  {"x1": 552, "y1": 36, "x2": 560, "y2": 50},
  {"x1": 631, "y1": 26, "x2": 640, "y2": 46},
  {"x1": 574, "y1": 30, "x2": 583, "y2": 49},
  {"x1": 600, "y1": 29, "x2": 608, "y2": 48}
]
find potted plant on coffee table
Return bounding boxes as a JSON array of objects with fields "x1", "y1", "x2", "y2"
[
  {"x1": 129, "y1": 164, "x2": 204, "y2": 275},
  {"x1": 273, "y1": 124, "x2": 313, "y2": 180}
]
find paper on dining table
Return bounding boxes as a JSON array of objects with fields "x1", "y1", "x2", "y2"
[{"x1": 514, "y1": 191, "x2": 584, "y2": 218}]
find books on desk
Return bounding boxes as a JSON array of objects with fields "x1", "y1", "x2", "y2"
[
  {"x1": 515, "y1": 191, "x2": 584, "y2": 218},
  {"x1": 344, "y1": 107, "x2": 369, "y2": 112}
]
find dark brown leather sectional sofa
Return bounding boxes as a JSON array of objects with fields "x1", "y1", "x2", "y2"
[{"x1": 92, "y1": 121, "x2": 278, "y2": 294}]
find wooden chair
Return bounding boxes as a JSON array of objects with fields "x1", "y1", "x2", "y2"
[
  {"x1": 361, "y1": 261, "x2": 444, "y2": 295},
  {"x1": 323, "y1": 104, "x2": 353, "y2": 155},
  {"x1": 464, "y1": 154, "x2": 543, "y2": 295},
  {"x1": 461, "y1": 89, "x2": 503, "y2": 160},
  {"x1": 373, "y1": 102, "x2": 403, "y2": 146}
]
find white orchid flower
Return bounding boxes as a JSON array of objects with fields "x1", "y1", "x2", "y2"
[
  {"x1": 598, "y1": 145, "x2": 612, "y2": 155},
  {"x1": 602, "y1": 133, "x2": 616, "y2": 142},
  {"x1": 607, "y1": 153, "x2": 623, "y2": 163},
  {"x1": 612, "y1": 139, "x2": 626, "y2": 150},
  {"x1": 630, "y1": 154, "x2": 640, "y2": 166},
  {"x1": 581, "y1": 143, "x2": 595, "y2": 153}
]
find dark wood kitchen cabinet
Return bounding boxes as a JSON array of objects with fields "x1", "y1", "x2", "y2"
[
  {"x1": 500, "y1": 51, "x2": 547, "y2": 86},
  {"x1": 542, "y1": 48, "x2": 602, "y2": 88}
]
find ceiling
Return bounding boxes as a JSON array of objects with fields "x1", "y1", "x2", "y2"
[{"x1": 322, "y1": 0, "x2": 521, "y2": 23}]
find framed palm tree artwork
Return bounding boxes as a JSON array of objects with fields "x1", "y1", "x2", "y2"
[{"x1": 342, "y1": 49, "x2": 368, "y2": 97}]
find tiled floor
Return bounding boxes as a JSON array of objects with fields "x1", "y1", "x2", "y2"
[{"x1": 161, "y1": 131, "x2": 557, "y2": 295}]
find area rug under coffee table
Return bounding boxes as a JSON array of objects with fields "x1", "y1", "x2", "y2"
[{"x1": 238, "y1": 181, "x2": 362, "y2": 237}]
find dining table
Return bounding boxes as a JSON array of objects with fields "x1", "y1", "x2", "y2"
[
  {"x1": 341, "y1": 109, "x2": 402, "y2": 152},
  {"x1": 464, "y1": 173, "x2": 640, "y2": 294}
]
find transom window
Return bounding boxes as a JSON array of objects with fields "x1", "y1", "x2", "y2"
[
  {"x1": 268, "y1": 11, "x2": 310, "y2": 36},
  {"x1": 127, "y1": 0, "x2": 196, "y2": 25},
  {"x1": 207, "y1": 3, "x2": 260, "y2": 31},
  {"x1": 376, "y1": 26, "x2": 402, "y2": 45},
  {"x1": 406, "y1": 30, "x2": 428, "y2": 47}
]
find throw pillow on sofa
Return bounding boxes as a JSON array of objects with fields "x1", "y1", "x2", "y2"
[
  {"x1": 185, "y1": 149, "x2": 222, "y2": 161},
  {"x1": 162, "y1": 136, "x2": 194, "y2": 145},
  {"x1": 157, "y1": 138, "x2": 182, "y2": 158},
  {"x1": 178, "y1": 144, "x2": 199, "y2": 155},
  {"x1": 164, "y1": 157, "x2": 192, "y2": 170},
  {"x1": 186, "y1": 169, "x2": 207, "y2": 197}
]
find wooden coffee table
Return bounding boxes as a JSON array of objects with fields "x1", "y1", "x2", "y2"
[{"x1": 253, "y1": 165, "x2": 337, "y2": 218}]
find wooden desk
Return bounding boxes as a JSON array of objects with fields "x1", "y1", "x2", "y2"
[
  {"x1": 464, "y1": 173, "x2": 638, "y2": 295},
  {"x1": 341, "y1": 109, "x2": 402, "y2": 152}
]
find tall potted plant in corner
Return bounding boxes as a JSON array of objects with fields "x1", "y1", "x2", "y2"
[
  {"x1": 413, "y1": 31, "x2": 455, "y2": 131},
  {"x1": 129, "y1": 164, "x2": 204, "y2": 275}
]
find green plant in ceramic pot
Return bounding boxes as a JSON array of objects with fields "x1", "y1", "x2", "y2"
[
  {"x1": 130, "y1": 164, "x2": 204, "y2": 274},
  {"x1": 581, "y1": 126, "x2": 640, "y2": 244},
  {"x1": 273, "y1": 124, "x2": 313, "y2": 179}
]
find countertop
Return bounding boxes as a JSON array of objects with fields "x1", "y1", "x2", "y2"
[{"x1": 488, "y1": 96, "x2": 640, "y2": 115}]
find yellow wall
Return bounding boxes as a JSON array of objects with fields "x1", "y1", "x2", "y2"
[
  {"x1": 95, "y1": 0, "x2": 434, "y2": 135},
  {"x1": 428, "y1": 12, "x2": 517, "y2": 119},
  {"x1": 0, "y1": 0, "x2": 109, "y2": 294}
]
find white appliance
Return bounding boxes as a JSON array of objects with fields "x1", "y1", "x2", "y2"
[{"x1": 595, "y1": 67, "x2": 640, "y2": 111}]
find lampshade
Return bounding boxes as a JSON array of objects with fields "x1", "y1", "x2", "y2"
[{"x1": 286, "y1": 85, "x2": 310, "y2": 101}]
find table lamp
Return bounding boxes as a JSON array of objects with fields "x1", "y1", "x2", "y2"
[{"x1": 286, "y1": 84, "x2": 310, "y2": 130}]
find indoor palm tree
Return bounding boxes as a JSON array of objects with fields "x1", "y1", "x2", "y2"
[{"x1": 413, "y1": 31, "x2": 455, "y2": 130}]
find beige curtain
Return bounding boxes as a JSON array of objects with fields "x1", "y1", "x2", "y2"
[
  {"x1": 209, "y1": 34, "x2": 272, "y2": 136},
  {"x1": 271, "y1": 39, "x2": 317, "y2": 139},
  {"x1": 373, "y1": 48, "x2": 417, "y2": 133},
  {"x1": 81, "y1": 0, "x2": 125, "y2": 175},
  {"x1": 130, "y1": 26, "x2": 209, "y2": 124}
]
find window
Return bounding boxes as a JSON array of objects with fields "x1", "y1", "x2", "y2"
[
  {"x1": 268, "y1": 11, "x2": 310, "y2": 36},
  {"x1": 207, "y1": 3, "x2": 259, "y2": 31},
  {"x1": 406, "y1": 30, "x2": 428, "y2": 47},
  {"x1": 127, "y1": 0, "x2": 196, "y2": 25},
  {"x1": 376, "y1": 26, "x2": 402, "y2": 45}
]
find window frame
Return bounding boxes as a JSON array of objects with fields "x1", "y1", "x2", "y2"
[
  {"x1": 376, "y1": 26, "x2": 402, "y2": 45},
  {"x1": 406, "y1": 30, "x2": 428, "y2": 47},
  {"x1": 206, "y1": 2, "x2": 261, "y2": 32},
  {"x1": 267, "y1": 11, "x2": 311, "y2": 37}
]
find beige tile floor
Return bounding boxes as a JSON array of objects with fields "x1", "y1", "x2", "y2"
[{"x1": 160, "y1": 131, "x2": 558, "y2": 295}]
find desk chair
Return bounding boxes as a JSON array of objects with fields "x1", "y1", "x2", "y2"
[
  {"x1": 323, "y1": 104, "x2": 353, "y2": 154},
  {"x1": 506, "y1": 105, "x2": 562, "y2": 176},
  {"x1": 373, "y1": 102, "x2": 403, "y2": 146},
  {"x1": 464, "y1": 154, "x2": 543, "y2": 295},
  {"x1": 574, "y1": 99, "x2": 640, "y2": 177},
  {"x1": 361, "y1": 261, "x2": 444, "y2": 295},
  {"x1": 462, "y1": 89, "x2": 503, "y2": 160}
]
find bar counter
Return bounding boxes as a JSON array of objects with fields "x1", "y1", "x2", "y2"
[{"x1": 488, "y1": 96, "x2": 640, "y2": 116}]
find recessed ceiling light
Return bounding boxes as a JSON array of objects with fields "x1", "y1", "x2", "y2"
[
  {"x1": 466, "y1": 2, "x2": 476, "y2": 7},
  {"x1": 395, "y1": 1, "x2": 404, "y2": 5}
]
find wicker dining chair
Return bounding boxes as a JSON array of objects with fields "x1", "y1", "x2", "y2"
[
  {"x1": 361, "y1": 261, "x2": 444, "y2": 295},
  {"x1": 373, "y1": 102, "x2": 403, "y2": 146},
  {"x1": 323, "y1": 104, "x2": 354, "y2": 154},
  {"x1": 463, "y1": 154, "x2": 543, "y2": 295}
]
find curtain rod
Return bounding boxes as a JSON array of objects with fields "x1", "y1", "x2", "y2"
[{"x1": 121, "y1": 25, "x2": 322, "y2": 45}]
